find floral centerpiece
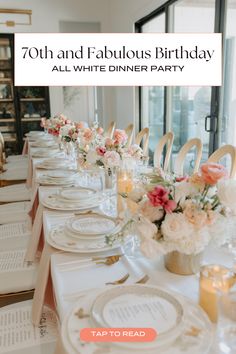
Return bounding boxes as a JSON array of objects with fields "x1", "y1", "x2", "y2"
[
  {"x1": 81, "y1": 129, "x2": 144, "y2": 170},
  {"x1": 46, "y1": 114, "x2": 71, "y2": 137},
  {"x1": 59, "y1": 122, "x2": 85, "y2": 143},
  {"x1": 107, "y1": 163, "x2": 235, "y2": 274}
]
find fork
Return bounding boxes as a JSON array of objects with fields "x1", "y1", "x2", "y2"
[
  {"x1": 105, "y1": 273, "x2": 130, "y2": 285},
  {"x1": 58, "y1": 254, "x2": 124, "y2": 272},
  {"x1": 63, "y1": 274, "x2": 148, "y2": 301}
]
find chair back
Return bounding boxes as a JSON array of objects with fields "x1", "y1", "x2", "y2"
[
  {"x1": 153, "y1": 132, "x2": 174, "y2": 171},
  {"x1": 0, "y1": 132, "x2": 4, "y2": 150},
  {"x1": 125, "y1": 123, "x2": 134, "y2": 148},
  {"x1": 106, "y1": 121, "x2": 116, "y2": 139},
  {"x1": 174, "y1": 138, "x2": 203, "y2": 175},
  {"x1": 135, "y1": 127, "x2": 149, "y2": 156},
  {"x1": 0, "y1": 142, "x2": 3, "y2": 171},
  {"x1": 207, "y1": 144, "x2": 236, "y2": 178}
]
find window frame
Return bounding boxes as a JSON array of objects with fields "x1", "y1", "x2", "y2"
[{"x1": 135, "y1": 0, "x2": 227, "y2": 156}]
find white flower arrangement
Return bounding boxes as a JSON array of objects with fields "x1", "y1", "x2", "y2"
[{"x1": 106, "y1": 163, "x2": 235, "y2": 258}]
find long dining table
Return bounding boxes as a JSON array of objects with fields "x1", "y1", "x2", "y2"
[{"x1": 23, "y1": 133, "x2": 233, "y2": 354}]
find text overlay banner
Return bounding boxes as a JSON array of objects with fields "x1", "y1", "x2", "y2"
[{"x1": 14, "y1": 33, "x2": 222, "y2": 86}]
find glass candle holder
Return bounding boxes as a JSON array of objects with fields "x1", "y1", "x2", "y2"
[
  {"x1": 199, "y1": 265, "x2": 236, "y2": 322},
  {"x1": 117, "y1": 169, "x2": 133, "y2": 194}
]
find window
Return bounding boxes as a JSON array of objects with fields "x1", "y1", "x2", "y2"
[
  {"x1": 137, "y1": 0, "x2": 232, "y2": 174},
  {"x1": 140, "y1": 13, "x2": 165, "y2": 161}
]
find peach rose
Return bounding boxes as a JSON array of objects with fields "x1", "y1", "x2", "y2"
[
  {"x1": 105, "y1": 138, "x2": 114, "y2": 147},
  {"x1": 113, "y1": 129, "x2": 128, "y2": 145},
  {"x1": 200, "y1": 163, "x2": 228, "y2": 186},
  {"x1": 189, "y1": 173, "x2": 206, "y2": 190},
  {"x1": 83, "y1": 128, "x2": 93, "y2": 142},
  {"x1": 97, "y1": 127, "x2": 104, "y2": 135},
  {"x1": 183, "y1": 202, "x2": 207, "y2": 229},
  {"x1": 75, "y1": 122, "x2": 84, "y2": 129}
]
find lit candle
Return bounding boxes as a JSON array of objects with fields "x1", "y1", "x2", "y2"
[
  {"x1": 199, "y1": 265, "x2": 236, "y2": 322},
  {"x1": 117, "y1": 170, "x2": 133, "y2": 194}
]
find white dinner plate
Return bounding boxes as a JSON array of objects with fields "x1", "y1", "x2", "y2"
[
  {"x1": 46, "y1": 171, "x2": 77, "y2": 179},
  {"x1": 65, "y1": 214, "x2": 119, "y2": 236},
  {"x1": 59, "y1": 187, "x2": 97, "y2": 201},
  {"x1": 42, "y1": 194, "x2": 106, "y2": 210},
  {"x1": 32, "y1": 149, "x2": 60, "y2": 158},
  {"x1": 47, "y1": 224, "x2": 121, "y2": 253},
  {"x1": 62, "y1": 286, "x2": 213, "y2": 354},
  {"x1": 91, "y1": 285, "x2": 184, "y2": 350}
]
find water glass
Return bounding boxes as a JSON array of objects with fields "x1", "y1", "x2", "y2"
[{"x1": 217, "y1": 291, "x2": 236, "y2": 353}]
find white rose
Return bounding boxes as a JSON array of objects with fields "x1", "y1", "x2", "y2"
[
  {"x1": 217, "y1": 179, "x2": 236, "y2": 213},
  {"x1": 161, "y1": 213, "x2": 194, "y2": 241},
  {"x1": 174, "y1": 181, "x2": 198, "y2": 204},
  {"x1": 86, "y1": 150, "x2": 98, "y2": 164},
  {"x1": 135, "y1": 216, "x2": 158, "y2": 240},
  {"x1": 103, "y1": 151, "x2": 120, "y2": 168}
]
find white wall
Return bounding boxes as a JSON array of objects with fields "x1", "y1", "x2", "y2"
[{"x1": 0, "y1": 0, "x2": 110, "y2": 120}]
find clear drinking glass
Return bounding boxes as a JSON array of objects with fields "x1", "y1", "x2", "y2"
[{"x1": 217, "y1": 291, "x2": 236, "y2": 353}]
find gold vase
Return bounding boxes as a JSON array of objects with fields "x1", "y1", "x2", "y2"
[{"x1": 164, "y1": 251, "x2": 203, "y2": 275}]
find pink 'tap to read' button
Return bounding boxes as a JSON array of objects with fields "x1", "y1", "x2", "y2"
[{"x1": 80, "y1": 328, "x2": 157, "y2": 342}]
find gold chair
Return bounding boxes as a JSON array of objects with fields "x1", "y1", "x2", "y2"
[
  {"x1": 135, "y1": 127, "x2": 149, "y2": 156},
  {"x1": 125, "y1": 123, "x2": 134, "y2": 148},
  {"x1": 153, "y1": 132, "x2": 174, "y2": 171},
  {"x1": 105, "y1": 121, "x2": 116, "y2": 139},
  {"x1": 174, "y1": 138, "x2": 203, "y2": 175},
  {"x1": 207, "y1": 144, "x2": 236, "y2": 178}
]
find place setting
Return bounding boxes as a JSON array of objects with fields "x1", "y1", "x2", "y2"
[
  {"x1": 30, "y1": 141, "x2": 59, "y2": 148},
  {"x1": 31, "y1": 148, "x2": 61, "y2": 158},
  {"x1": 36, "y1": 170, "x2": 79, "y2": 186},
  {"x1": 61, "y1": 284, "x2": 213, "y2": 354},
  {"x1": 36, "y1": 157, "x2": 75, "y2": 170},
  {"x1": 46, "y1": 210, "x2": 125, "y2": 254}
]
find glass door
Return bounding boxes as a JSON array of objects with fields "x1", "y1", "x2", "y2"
[
  {"x1": 169, "y1": 0, "x2": 216, "y2": 173},
  {"x1": 219, "y1": 0, "x2": 236, "y2": 148}
]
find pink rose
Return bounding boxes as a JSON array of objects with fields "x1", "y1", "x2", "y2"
[
  {"x1": 201, "y1": 163, "x2": 228, "y2": 186},
  {"x1": 176, "y1": 175, "x2": 188, "y2": 182},
  {"x1": 147, "y1": 186, "x2": 177, "y2": 213},
  {"x1": 140, "y1": 200, "x2": 164, "y2": 222},
  {"x1": 65, "y1": 119, "x2": 72, "y2": 124},
  {"x1": 96, "y1": 146, "x2": 106, "y2": 156},
  {"x1": 113, "y1": 129, "x2": 128, "y2": 145}
]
